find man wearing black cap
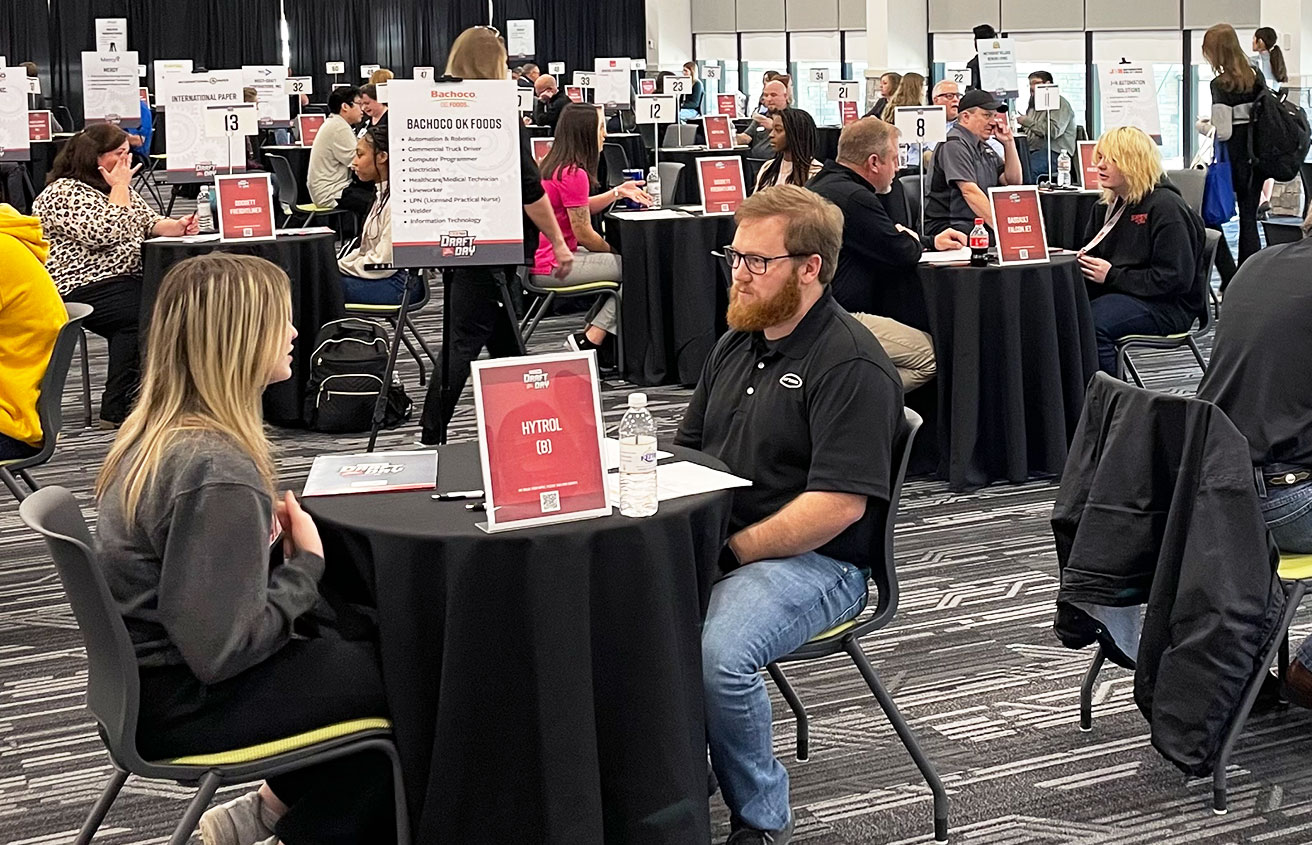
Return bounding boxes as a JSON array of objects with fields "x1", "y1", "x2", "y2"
[{"x1": 924, "y1": 89, "x2": 1022, "y2": 237}]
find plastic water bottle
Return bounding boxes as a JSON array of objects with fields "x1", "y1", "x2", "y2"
[
  {"x1": 969, "y1": 218, "x2": 989, "y2": 267},
  {"x1": 1056, "y1": 149, "x2": 1072, "y2": 188},
  {"x1": 646, "y1": 166, "x2": 662, "y2": 209},
  {"x1": 196, "y1": 186, "x2": 213, "y2": 232},
  {"x1": 618, "y1": 392, "x2": 658, "y2": 517}
]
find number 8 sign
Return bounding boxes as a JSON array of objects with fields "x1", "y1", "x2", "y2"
[
  {"x1": 893, "y1": 105, "x2": 948, "y2": 145},
  {"x1": 635, "y1": 95, "x2": 676, "y2": 124},
  {"x1": 826, "y1": 80, "x2": 857, "y2": 102}
]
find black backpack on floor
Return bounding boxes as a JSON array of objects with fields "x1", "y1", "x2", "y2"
[
  {"x1": 303, "y1": 318, "x2": 412, "y2": 433},
  {"x1": 1248, "y1": 89, "x2": 1311, "y2": 182}
]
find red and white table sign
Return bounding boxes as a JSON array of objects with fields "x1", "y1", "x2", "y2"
[
  {"x1": 214, "y1": 173, "x2": 277, "y2": 242},
  {"x1": 28, "y1": 111, "x2": 53, "y2": 142},
  {"x1": 988, "y1": 186, "x2": 1050, "y2": 266},
  {"x1": 716, "y1": 93, "x2": 738, "y2": 118},
  {"x1": 471, "y1": 351, "x2": 611, "y2": 532},
  {"x1": 531, "y1": 137, "x2": 554, "y2": 164},
  {"x1": 702, "y1": 115, "x2": 733, "y2": 150},
  {"x1": 1078, "y1": 140, "x2": 1100, "y2": 189},
  {"x1": 839, "y1": 100, "x2": 859, "y2": 126},
  {"x1": 639, "y1": 79, "x2": 656, "y2": 95},
  {"x1": 565, "y1": 86, "x2": 584, "y2": 103},
  {"x1": 296, "y1": 113, "x2": 325, "y2": 146},
  {"x1": 697, "y1": 156, "x2": 747, "y2": 215}
]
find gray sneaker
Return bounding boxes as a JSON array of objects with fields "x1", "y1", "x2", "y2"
[
  {"x1": 725, "y1": 816, "x2": 794, "y2": 845},
  {"x1": 199, "y1": 790, "x2": 276, "y2": 845}
]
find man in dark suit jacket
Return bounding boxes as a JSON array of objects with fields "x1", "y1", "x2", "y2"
[{"x1": 532, "y1": 75, "x2": 570, "y2": 129}]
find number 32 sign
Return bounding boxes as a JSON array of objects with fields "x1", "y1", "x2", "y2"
[
  {"x1": 893, "y1": 105, "x2": 948, "y2": 145},
  {"x1": 635, "y1": 95, "x2": 677, "y2": 125}
]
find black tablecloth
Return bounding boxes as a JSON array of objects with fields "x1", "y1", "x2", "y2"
[
  {"x1": 305, "y1": 441, "x2": 731, "y2": 844},
  {"x1": 917, "y1": 255, "x2": 1098, "y2": 491},
  {"x1": 816, "y1": 126, "x2": 842, "y2": 163},
  {"x1": 656, "y1": 147, "x2": 752, "y2": 205},
  {"x1": 524, "y1": 124, "x2": 553, "y2": 138},
  {"x1": 26, "y1": 141, "x2": 57, "y2": 199},
  {"x1": 260, "y1": 144, "x2": 314, "y2": 205},
  {"x1": 607, "y1": 210, "x2": 735, "y2": 386},
  {"x1": 1040, "y1": 189, "x2": 1102, "y2": 251},
  {"x1": 140, "y1": 233, "x2": 343, "y2": 426}
]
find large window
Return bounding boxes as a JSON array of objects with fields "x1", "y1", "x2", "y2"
[
  {"x1": 696, "y1": 34, "x2": 740, "y2": 102},
  {"x1": 791, "y1": 33, "x2": 843, "y2": 125},
  {"x1": 1011, "y1": 33, "x2": 1087, "y2": 132},
  {"x1": 1092, "y1": 33, "x2": 1185, "y2": 168},
  {"x1": 844, "y1": 32, "x2": 869, "y2": 113},
  {"x1": 742, "y1": 33, "x2": 788, "y2": 110}
]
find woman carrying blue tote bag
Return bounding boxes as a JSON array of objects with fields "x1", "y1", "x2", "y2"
[{"x1": 1203, "y1": 131, "x2": 1237, "y2": 226}]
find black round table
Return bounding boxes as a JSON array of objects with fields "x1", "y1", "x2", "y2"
[
  {"x1": 656, "y1": 146, "x2": 752, "y2": 205},
  {"x1": 606, "y1": 209, "x2": 736, "y2": 386},
  {"x1": 917, "y1": 254, "x2": 1098, "y2": 491},
  {"x1": 1040, "y1": 189, "x2": 1102, "y2": 251},
  {"x1": 140, "y1": 232, "x2": 343, "y2": 426},
  {"x1": 816, "y1": 126, "x2": 842, "y2": 163},
  {"x1": 305, "y1": 441, "x2": 731, "y2": 845},
  {"x1": 524, "y1": 124, "x2": 553, "y2": 138},
  {"x1": 260, "y1": 144, "x2": 314, "y2": 205}
]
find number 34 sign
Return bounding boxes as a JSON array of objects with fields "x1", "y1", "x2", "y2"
[
  {"x1": 635, "y1": 95, "x2": 677, "y2": 125},
  {"x1": 893, "y1": 105, "x2": 948, "y2": 145}
]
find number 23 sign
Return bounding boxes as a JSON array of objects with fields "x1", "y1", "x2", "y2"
[
  {"x1": 893, "y1": 105, "x2": 947, "y2": 145},
  {"x1": 635, "y1": 95, "x2": 677, "y2": 125}
]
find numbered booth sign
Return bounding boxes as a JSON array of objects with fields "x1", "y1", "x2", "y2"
[
  {"x1": 635, "y1": 95, "x2": 676, "y2": 125},
  {"x1": 414, "y1": 67, "x2": 435, "y2": 82},
  {"x1": 702, "y1": 65, "x2": 721, "y2": 81},
  {"x1": 548, "y1": 62, "x2": 566, "y2": 76},
  {"x1": 811, "y1": 68, "x2": 829, "y2": 84},
  {"x1": 326, "y1": 61, "x2": 345, "y2": 75},
  {"x1": 471, "y1": 351, "x2": 611, "y2": 533},
  {"x1": 826, "y1": 80, "x2": 857, "y2": 102},
  {"x1": 664, "y1": 76, "x2": 689, "y2": 96},
  {"x1": 893, "y1": 105, "x2": 948, "y2": 147},
  {"x1": 988, "y1": 186, "x2": 1050, "y2": 266},
  {"x1": 285, "y1": 76, "x2": 312, "y2": 97},
  {"x1": 572, "y1": 71, "x2": 595, "y2": 89}
]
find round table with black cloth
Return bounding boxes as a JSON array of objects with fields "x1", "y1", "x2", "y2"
[
  {"x1": 524, "y1": 124, "x2": 553, "y2": 138},
  {"x1": 816, "y1": 125, "x2": 842, "y2": 163},
  {"x1": 139, "y1": 232, "x2": 344, "y2": 427},
  {"x1": 305, "y1": 441, "x2": 732, "y2": 844},
  {"x1": 606, "y1": 210, "x2": 736, "y2": 386},
  {"x1": 656, "y1": 146, "x2": 753, "y2": 205},
  {"x1": 260, "y1": 144, "x2": 314, "y2": 205},
  {"x1": 917, "y1": 254, "x2": 1098, "y2": 491},
  {"x1": 1040, "y1": 189, "x2": 1102, "y2": 250}
]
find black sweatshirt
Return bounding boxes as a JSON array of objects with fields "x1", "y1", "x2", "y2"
[{"x1": 1081, "y1": 181, "x2": 1205, "y2": 331}]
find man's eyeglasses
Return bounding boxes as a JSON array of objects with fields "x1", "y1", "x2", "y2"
[
  {"x1": 934, "y1": 92, "x2": 962, "y2": 101},
  {"x1": 712, "y1": 246, "x2": 810, "y2": 276}
]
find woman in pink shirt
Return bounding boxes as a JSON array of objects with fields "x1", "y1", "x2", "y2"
[{"x1": 533, "y1": 104, "x2": 651, "y2": 352}]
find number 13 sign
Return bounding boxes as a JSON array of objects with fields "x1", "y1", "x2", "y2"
[
  {"x1": 635, "y1": 95, "x2": 676, "y2": 125},
  {"x1": 893, "y1": 105, "x2": 947, "y2": 145}
]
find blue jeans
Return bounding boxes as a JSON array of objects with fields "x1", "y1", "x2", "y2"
[
  {"x1": 1264, "y1": 481, "x2": 1312, "y2": 670},
  {"x1": 1089, "y1": 293, "x2": 1171, "y2": 375},
  {"x1": 702, "y1": 551, "x2": 869, "y2": 830},
  {"x1": 339, "y1": 270, "x2": 409, "y2": 305},
  {"x1": 1029, "y1": 147, "x2": 1056, "y2": 180}
]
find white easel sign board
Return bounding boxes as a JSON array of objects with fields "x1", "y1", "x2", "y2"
[
  {"x1": 389, "y1": 79, "x2": 524, "y2": 267},
  {"x1": 593, "y1": 68, "x2": 630, "y2": 107},
  {"x1": 82, "y1": 51, "x2": 141, "y2": 127},
  {"x1": 507, "y1": 20, "x2": 536, "y2": 58},
  {"x1": 471, "y1": 351, "x2": 610, "y2": 533},
  {"x1": 0, "y1": 70, "x2": 31, "y2": 161},
  {"x1": 894, "y1": 106, "x2": 948, "y2": 146},
  {"x1": 164, "y1": 71, "x2": 244, "y2": 183},
  {"x1": 94, "y1": 18, "x2": 127, "y2": 53},
  {"x1": 977, "y1": 38, "x2": 1019, "y2": 99},
  {"x1": 1099, "y1": 63, "x2": 1162, "y2": 143},
  {"x1": 243, "y1": 65, "x2": 291, "y2": 127},
  {"x1": 153, "y1": 59, "x2": 193, "y2": 108},
  {"x1": 214, "y1": 172, "x2": 277, "y2": 242}
]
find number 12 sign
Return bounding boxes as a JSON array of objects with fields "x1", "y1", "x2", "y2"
[{"x1": 635, "y1": 95, "x2": 676, "y2": 125}]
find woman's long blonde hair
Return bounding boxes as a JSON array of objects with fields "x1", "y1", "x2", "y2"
[
  {"x1": 1093, "y1": 126, "x2": 1162, "y2": 206},
  {"x1": 96, "y1": 253, "x2": 291, "y2": 518},
  {"x1": 882, "y1": 72, "x2": 925, "y2": 123},
  {"x1": 446, "y1": 27, "x2": 508, "y2": 80},
  {"x1": 1202, "y1": 24, "x2": 1257, "y2": 92}
]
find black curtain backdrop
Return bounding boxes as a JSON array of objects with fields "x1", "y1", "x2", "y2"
[
  {"x1": 286, "y1": 0, "x2": 486, "y2": 100},
  {"x1": 48, "y1": 0, "x2": 281, "y2": 124},
  {"x1": 494, "y1": 0, "x2": 644, "y2": 80},
  {"x1": 3, "y1": 0, "x2": 52, "y2": 94}
]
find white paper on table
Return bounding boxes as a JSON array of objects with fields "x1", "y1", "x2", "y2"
[
  {"x1": 278, "y1": 226, "x2": 336, "y2": 236},
  {"x1": 608, "y1": 208, "x2": 691, "y2": 220},
  {"x1": 606, "y1": 461, "x2": 751, "y2": 505},
  {"x1": 149, "y1": 233, "x2": 222, "y2": 244},
  {"x1": 603, "y1": 437, "x2": 673, "y2": 471},
  {"x1": 919, "y1": 247, "x2": 971, "y2": 264}
]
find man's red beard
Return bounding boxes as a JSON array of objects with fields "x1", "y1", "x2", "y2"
[{"x1": 726, "y1": 268, "x2": 802, "y2": 332}]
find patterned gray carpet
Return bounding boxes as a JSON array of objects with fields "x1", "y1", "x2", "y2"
[{"x1": 4, "y1": 224, "x2": 1311, "y2": 845}]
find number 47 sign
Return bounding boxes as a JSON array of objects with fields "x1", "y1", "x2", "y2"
[
  {"x1": 893, "y1": 105, "x2": 948, "y2": 145},
  {"x1": 635, "y1": 95, "x2": 677, "y2": 125}
]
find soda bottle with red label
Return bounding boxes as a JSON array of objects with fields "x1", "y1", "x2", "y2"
[{"x1": 969, "y1": 218, "x2": 989, "y2": 267}]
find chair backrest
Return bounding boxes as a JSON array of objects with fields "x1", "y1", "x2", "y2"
[
  {"x1": 856, "y1": 407, "x2": 923, "y2": 634},
  {"x1": 1194, "y1": 229, "x2": 1221, "y2": 332},
  {"x1": 1167, "y1": 168, "x2": 1206, "y2": 216},
  {"x1": 658, "y1": 161, "x2": 685, "y2": 203},
  {"x1": 661, "y1": 124, "x2": 683, "y2": 148},
  {"x1": 602, "y1": 143, "x2": 630, "y2": 188},
  {"x1": 1261, "y1": 219, "x2": 1304, "y2": 246},
  {"x1": 661, "y1": 124, "x2": 697, "y2": 147},
  {"x1": 22, "y1": 303, "x2": 93, "y2": 471},
  {"x1": 900, "y1": 174, "x2": 924, "y2": 228},
  {"x1": 19, "y1": 487, "x2": 145, "y2": 771},
  {"x1": 55, "y1": 105, "x2": 75, "y2": 133},
  {"x1": 265, "y1": 154, "x2": 299, "y2": 214},
  {"x1": 1075, "y1": 125, "x2": 1089, "y2": 142},
  {"x1": 302, "y1": 103, "x2": 329, "y2": 115}
]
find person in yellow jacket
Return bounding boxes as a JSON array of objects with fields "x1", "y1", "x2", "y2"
[{"x1": 0, "y1": 204, "x2": 67, "y2": 461}]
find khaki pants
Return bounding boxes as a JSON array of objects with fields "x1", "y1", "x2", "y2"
[{"x1": 851, "y1": 313, "x2": 936, "y2": 391}]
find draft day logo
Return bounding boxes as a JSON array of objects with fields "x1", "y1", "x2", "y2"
[
  {"x1": 441, "y1": 230, "x2": 476, "y2": 257},
  {"x1": 338, "y1": 461, "x2": 406, "y2": 476},
  {"x1": 523, "y1": 368, "x2": 550, "y2": 390}
]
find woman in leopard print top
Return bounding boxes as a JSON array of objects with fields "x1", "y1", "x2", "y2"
[{"x1": 32, "y1": 124, "x2": 198, "y2": 424}]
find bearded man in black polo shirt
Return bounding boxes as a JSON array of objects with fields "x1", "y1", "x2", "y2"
[{"x1": 675, "y1": 185, "x2": 904, "y2": 844}]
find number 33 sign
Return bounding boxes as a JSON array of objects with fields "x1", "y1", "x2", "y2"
[
  {"x1": 893, "y1": 105, "x2": 948, "y2": 145},
  {"x1": 635, "y1": 95, "x2": 677, "y2": 124}
]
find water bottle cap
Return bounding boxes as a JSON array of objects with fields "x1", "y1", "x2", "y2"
[
  {"x1": 628, "y1": 392, "x2": 648, "y2": 409},
  {"x1": 974, "y1": 218, "x2": 984, "y2": 225}
]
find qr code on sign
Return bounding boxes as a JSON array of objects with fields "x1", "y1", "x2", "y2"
[{"x1": 540, "y1": 491, "x2": 561, "y2": 513}]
